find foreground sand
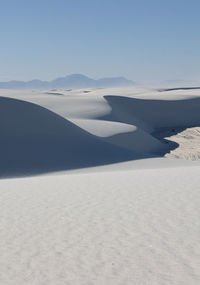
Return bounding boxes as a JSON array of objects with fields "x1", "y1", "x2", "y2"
[
  {"x1": 1, "y1": 166, "x2": 200, "y2": 285},
  {"x1": 0, "y1": 86, "x2": 200, "y2": 284}
]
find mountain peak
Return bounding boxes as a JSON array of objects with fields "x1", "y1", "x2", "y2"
[{"x1": 0, "y1": 74, "x2": 134, "y2": 90}]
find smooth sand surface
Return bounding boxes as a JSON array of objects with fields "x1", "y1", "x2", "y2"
[
  {"x1": 0, "y1": 86, "x2": 200, "y2": 284},
  {"x1": 1, "y1": 167, "x2": 200, "y2": 285}
]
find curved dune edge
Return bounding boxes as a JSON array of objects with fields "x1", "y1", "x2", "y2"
[
  {"x1": 1, "y1": 88, "x2": 200, "y2": 177},
  {"x1": 71, "y1": 119, "x2": 167, "y2": 154},
  {"x1": 0, "y1": 97, "x2": 144, "y2": 178},
  {"x1": 162, "y1": 127, "x2": 200, "y2": 160}
]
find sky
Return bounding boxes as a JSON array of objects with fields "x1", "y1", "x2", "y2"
[{"x1": 0, "y1": 0, "x2": 200, "y2": 84}]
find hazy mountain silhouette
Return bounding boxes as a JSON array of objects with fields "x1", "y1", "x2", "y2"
[{"x1": 0, "y1": 74, "x2": 134, "y2": 90}]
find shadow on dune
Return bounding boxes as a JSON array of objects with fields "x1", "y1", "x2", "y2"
[
  {"x1": 102, "y1": 95, "x2": 200, "y2": 155},
  {"x1": 45, "y1": 92, "x2": 65, "y2": 96},
  {"x1": 159, "y1": 87, "x2": 200, "y2": 92},
  {"x1": 2, "y1": 95, "x2": 200, "y2": 178},
  {"x1": 0, "y1": 97, "x2": 144, "y2": 178},
  {"x1": 102, "y1": 96, "x2": 200, "y2": 129}
]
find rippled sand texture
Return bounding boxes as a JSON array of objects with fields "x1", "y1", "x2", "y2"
[
  {"x1": 165, "y1": 127, "x2": 200, "y2": 160},
  {"x1": 1, "y1": 167, "x2": 200, "y2": 285}
]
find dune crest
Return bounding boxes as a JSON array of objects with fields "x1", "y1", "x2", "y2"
[
  {"x1": 0, "y1": 96, "x2": 141, "y2": 177},
  {"x1": 1, "y1": 87, "x2": 200, "y2": 177}
]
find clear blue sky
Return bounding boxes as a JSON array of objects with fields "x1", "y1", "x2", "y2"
[{"x1": 0, "y1": 0, "x2": 200, "y2": 83}]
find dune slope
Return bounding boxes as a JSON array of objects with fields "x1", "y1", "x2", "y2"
[{"x1": 0, "y1": 97, "x2": 142, "y2": 177}]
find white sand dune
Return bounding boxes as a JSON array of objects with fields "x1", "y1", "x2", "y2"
[
  {"x1": 0, "y1": 86, "x2": 200, "y2": 284},
  {"x1": 157, "y1": 126, "x2": 200, "y2": 160},
  {"x1": 71, "y1": 119, "x2": 167, "y2": 153},
  {"x1": 0, "y1": 96, "x2": 143, "y2": 177}
]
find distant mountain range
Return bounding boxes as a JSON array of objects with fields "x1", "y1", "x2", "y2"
[{"x1": 0, "y1": 74, "x2": 134, "y2": 90}]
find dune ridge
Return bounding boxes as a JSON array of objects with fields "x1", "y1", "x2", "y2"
[
  {"x1": 0, "y1": 96, "x2": 143, "y2": 178},
  {"x1": 1, "y1": 87, "x2": 200, "y2": 177}
]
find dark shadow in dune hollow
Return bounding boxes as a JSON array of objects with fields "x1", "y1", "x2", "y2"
[
  {"x1": 101, "y1": 95, "x2": 200, "y2": 156},
  {"x1": 0, "y1": 97, "x2": 143, "y2": 178},
  {"x1": 152, "y1": 127, "x2": 185, "y2": 153},
  {"x1": 1, "y1": 95, "x2": 200, "y2": 178}
]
